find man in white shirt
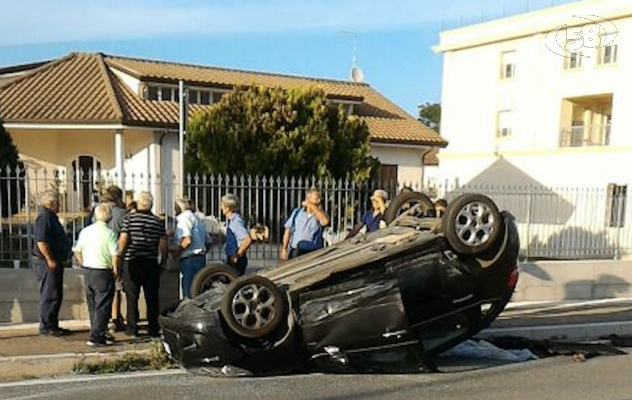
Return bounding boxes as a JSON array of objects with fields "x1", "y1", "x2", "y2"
[
  {"x1": 74, "y1": 204, "x2": 120, "y2": 347},
  {"x1": 174, "y1": 198, "x2": 207, "y2": 298}
]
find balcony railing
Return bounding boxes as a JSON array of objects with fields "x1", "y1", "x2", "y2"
[{"x1": 560, "y1": 124, "x2": 611, "y2": 147}]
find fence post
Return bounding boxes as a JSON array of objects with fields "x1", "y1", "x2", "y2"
[
  {"x1": 25, "y1": 169, "x2": 32, "y2": 269},
  {"x1": 525, "y1": 184, "x2": 533, "y2": 260},
  {"x1": 614, "y1": 188, "x2": 626, "y2": 261}
]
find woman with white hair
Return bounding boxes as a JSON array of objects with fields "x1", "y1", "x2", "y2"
[
  {"x1": 174, "y1": 198, "x2": 207, "y2": 298},
  {"x1": 220, "y1": 194, "x2": 252, "y2": 275},
  {"x1": 74, "y1": 204, "x2": 120, "y2": 346}
]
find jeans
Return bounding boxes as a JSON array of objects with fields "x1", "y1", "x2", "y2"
[
  {"x1": 123, "y1": 258, "x2": 160, "y2": 335},
  {"x1": 289, "y1": 248, "x2": 316, "y2": 260},
  {"x1": 180, "y1": 255, "x2": 206, "y2": 299},
  {"x1": 83, "y1": 268, "x2": 115, "y2": 342},
  {"x1": 227, "y1": 256, "x2": 248, "y2": 276},
  {"x1": 34, "y1": 259, "x2": 64, "y2": 331}
]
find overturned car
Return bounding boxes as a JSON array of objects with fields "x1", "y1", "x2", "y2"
[{"x1": 159, "y1": 193, "x2": 520, "y2": 374}]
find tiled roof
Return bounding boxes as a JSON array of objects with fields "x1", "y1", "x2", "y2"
[
  {"x1": 0, "y1": 53, "x2": 123, "y2": 124},
  {"x1": 0, "y1": 52, "x2": 447, "y2": 146}
]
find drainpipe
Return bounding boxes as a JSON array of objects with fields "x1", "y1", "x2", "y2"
[{"x1": 420, "y1": 147, "x2": 433, "y2": 190}]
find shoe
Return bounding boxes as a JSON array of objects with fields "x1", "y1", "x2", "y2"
[
  {"x1": 124, "y1": 328, "x2": 139, "y2": 338},
  {"x1": 113, "y1": 318, "x2": 126, "y2": 332},
  {"x1": 148, "y1": 331, "x2": 162, "y2": 339},
  {"x1": 105, "y1": 332, "x2": 116, "y2": 342},
  {"x1": 52, "y1": 327, "x2": 72, "y2": 336},
  {"x1": 41, "y1": 327, "x2": 71, "y2": 337},
  {"x1": 86, "y1": 339, "x2": 114, "y2": 347}
]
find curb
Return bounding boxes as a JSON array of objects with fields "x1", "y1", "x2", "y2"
[
  {"x1": 0, "y1": 349, "x2": 151, "y2": 383},
  {"x1": 478, "y1": 320, "x2": 632, "y2": 341}
]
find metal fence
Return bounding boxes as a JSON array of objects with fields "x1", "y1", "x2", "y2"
[{"x1": 0, "y1": 166, "x2": 630, "y2": 267}]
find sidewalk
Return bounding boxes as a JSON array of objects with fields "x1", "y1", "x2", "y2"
[
  {"x1": 2, "y1": 298, "x2": 632, "y2": 382},
  {"x1": 479, "y1": 298, "x2": 632, "y2": 341},
  {"x1": 0, "y1": 322, "x2": 154, "y2": 382}
]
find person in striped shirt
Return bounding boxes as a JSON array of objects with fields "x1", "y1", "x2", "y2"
[{"x1": 118, "y1": 192, "x2": 168, "y2": 337}]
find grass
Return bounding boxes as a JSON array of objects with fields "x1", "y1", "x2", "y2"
[{"x1": 73, "y1": 339, "x2": 175, "y2": 375}]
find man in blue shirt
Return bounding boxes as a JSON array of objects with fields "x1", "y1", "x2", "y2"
[
  {"x1": 281, "y1": 188, "x2": 330, "y2": 260},
  {"x1": 221, "y1": 194, "x2": 252, "y2": 275},
  {"x1": 174, "y1": 198, "x2": 208, "y2": 298},
  {"x1": 33, "y1": 190, "x2": 71, "y2": 336},
  {"x1": 348, "y1": 189, "x2": 389, "y2": 238}
]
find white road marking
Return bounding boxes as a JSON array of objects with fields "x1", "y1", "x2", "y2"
[{"x1": 0, "y1": 369, "x2": 186, "y2": 389}]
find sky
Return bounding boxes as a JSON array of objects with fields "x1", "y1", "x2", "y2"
[{"x1": 0, "y1": 0, "x2": 578, "y2": 115}]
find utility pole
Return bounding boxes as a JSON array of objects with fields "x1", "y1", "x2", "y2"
[{"x1": 178, "y1": 80, "x2": 187, "y2": 198}]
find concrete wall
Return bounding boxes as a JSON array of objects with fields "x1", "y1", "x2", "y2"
[
  {"x1": 514, "y1": 260, "x2": 632, "y2": 302},
  {"x1": 0, "y1": 268, "x2": 180, "y2": 325},
  {"x1": 3, "y1": 260, "x2": 632, "y2": 324}
]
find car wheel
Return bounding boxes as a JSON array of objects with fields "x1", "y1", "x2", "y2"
[
  {"x1": 191, "y1": 263, "x2": 240, "y2": 298},
  {"x1": 443, "y1": 194, "x2": 504, "y2": 256},
  {"x1": 383, "y1": 192, "x2": 435, "y2": 224},
  {"x1": 221, "y1": 276, "x2": 287, "y2": 339}
]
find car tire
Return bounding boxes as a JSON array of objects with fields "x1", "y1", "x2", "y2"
[
  {"x1": 383, "y1": 192, "x2": 435, "y2": 224},
  {"x1": 443, "y1": 194, "x2": 504, "y2": 256},
  {"x1": 221, "y1": 276, "x2": 287, "y2": 339},
  {"x1": 191, "y1": 263, "x2": 240, "y2": 298}
]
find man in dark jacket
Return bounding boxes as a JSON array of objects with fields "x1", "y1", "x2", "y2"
[{"x1": 34, "y1": 190, "x2": 71, "y2": 336}]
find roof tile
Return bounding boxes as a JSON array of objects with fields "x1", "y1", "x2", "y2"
[{"x1": 0, "y1": 52, "x2": 447, "y2": 146}]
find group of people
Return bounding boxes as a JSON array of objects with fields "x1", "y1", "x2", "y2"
[
  {"x1": 35, "y1": 187, "x2": 168, "y2": 346},
  {"x1": 33, "y1": 185, "x2": 445, "y2": 346}
]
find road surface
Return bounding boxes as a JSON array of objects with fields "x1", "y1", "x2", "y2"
[{"x1": 1, "y1": 353, "x2": 631, "y2": 400}]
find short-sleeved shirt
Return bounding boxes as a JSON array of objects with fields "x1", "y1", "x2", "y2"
[
  {"x1": 225, "y1": 213, "x2": 249, "y2": 258},
  {"x1": 73, "y1": 221, "x2": 118, "y2": 269},
  {"x1": 107, "y1": 203, "x2": 127, "y2": 237},
  {"x1": 361, "y1": 211, "x2": 383, "y2": 233},
  {"x1": 285, "y1": 208, "x2": 324, "y2": 251},
  {"x1": 175, "y1": 210, "x2": 207, "y2": 259},
  {"x1": 120, "y1": 211, "x2": 167, "y2": 261},
  {"x1": 33, "y1": 207, "x2": 70, "y2": 262}
]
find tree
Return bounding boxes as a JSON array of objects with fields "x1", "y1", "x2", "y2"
[
  {"x1": 0, "y1": 119, "x2": 23, "y2": 218},
  {"x1": 418, "y1": 102, "x2": 441, "y2": 133},
  {"x1": 187, "y1": 86, "x2": 377, "y2": 182}
]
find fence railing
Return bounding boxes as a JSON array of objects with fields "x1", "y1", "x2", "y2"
[
  {"x1": 0, "y1": 167, "x2": 630, "y2": 267},
  {"x1": 560, "y1": 124, "x2": 611, "y2": 148}
]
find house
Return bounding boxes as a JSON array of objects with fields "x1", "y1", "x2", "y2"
[
  {"x1": 0, "y1": 52, "x2": 445, "y2": 212},
  {"x1": 433, "y1": 0, "x2": 630, "y2": 188}
]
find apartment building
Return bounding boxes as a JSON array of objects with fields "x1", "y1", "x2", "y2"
[{"x1": 434, "y1": 0, "x2": 631, "y2": 188}]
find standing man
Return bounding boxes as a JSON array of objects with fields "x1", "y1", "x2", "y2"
[
  {"x1": 34, "y1": 190, "x2": 71, "y2": 336},
  {"x1": 174, "y1": 198, "x2": 207, "y2": 298},
  {"x1": 348, "y1": 190, "x2": 389, "y2": 238},
  {"x1": 118, "y1": 192, "x2": 168, "y2": 337},
  {"x1": 281, "y1": 188, "x2": 330, "y2": 260},
  {"x1": 220, "y1": 194, "x2": 252, "y2": 275},
  {"x1": 102, "y1": 186, "x2": 127, "y2": 332},
  {"x1": 73, "y1": 204, "x2": 119, "y2": 347}
]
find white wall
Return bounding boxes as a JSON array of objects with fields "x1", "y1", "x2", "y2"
[
  {"x1": 371, "y1": 144, "x2": 427, "y2": 187},
  {"x1": 437, "y1": 5, "x2": 632, "y2": 188}
]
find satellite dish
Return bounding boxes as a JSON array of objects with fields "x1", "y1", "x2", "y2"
[{"x1": 351, "y1": 66, "x2": 365, "y2": 83}]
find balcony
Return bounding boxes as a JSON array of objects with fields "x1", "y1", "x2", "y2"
[{"x1": 559, "y1": 124, "x2": 611, "y2": 147}]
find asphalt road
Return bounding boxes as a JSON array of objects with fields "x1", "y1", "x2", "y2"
[{"x1": 1, "y1": 354, "x2": 631, "y2": 400}]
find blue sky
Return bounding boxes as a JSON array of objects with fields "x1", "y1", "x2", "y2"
[{"x1": 0, "y1": 0, "x2": 577, "y2": 115}]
